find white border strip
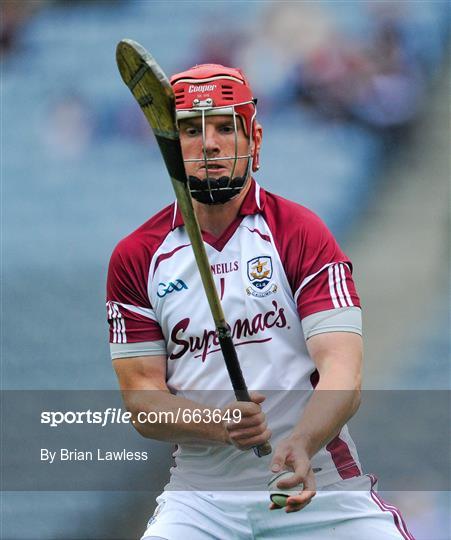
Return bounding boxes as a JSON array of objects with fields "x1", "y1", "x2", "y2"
[
  {"x1": 369, "y1": 475, "x2": 415, "y2": 540},
  {"x1": 339, "y1": 263, "x2": 353, "y2": 306},
  {"x1": 255, "y1": 181, "x2": 262, "y2": 210},
  {"x1": 294, "y1": 262, "x2": 353, "y2": 308},
  {"x1": 294, "y1": 262, "x2": 335, "y2": 304},
  {"x1": 115, "y1": 302, "x2": 157, "y2": 320},
  {"x1": 172, "y1": 202, "x2": 178, "y2": 229}
]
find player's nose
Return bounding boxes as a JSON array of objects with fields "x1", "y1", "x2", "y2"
[{"x1": 203, "y1": 124, "x2": 221, "y2": 155}]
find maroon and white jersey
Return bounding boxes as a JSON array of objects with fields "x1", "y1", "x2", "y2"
[{"x1": 107, "y1": 180, "x2": 363, "y2": 489}]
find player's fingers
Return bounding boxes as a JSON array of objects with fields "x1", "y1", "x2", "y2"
[
  {"x1": 285, "y1": 498, "x2": 312, "y2": 513},
  {"x1": 290, "y1": 489, "x2": 316, "y2": 504},
  {"x1": 270, "y1": 445, "x2": 289, "y2": 474},
  {"x1": 277, "y1": 461, "x2": 316, "y2": 490},
  {"x1": 286, "y1": 502, "x2": 308, "y2": 513},
  {"x1": 268, "y1": 492, "x2": 314, "y2": 513},
  {"x1": 285, "y1": 490, "x2": 316, "y2": 511},
  {"x1": 285, "y1": 467, "x2": 316, "y2": 509},
  {"x1": 248, "y1": 391, "x2": 266, "y2": 405},
  {"x1": 302, "y1": 468, "x2": 317, "y2": 493},
  {"x1": 231, "y1": 429, "x2": 272, "y2": 450},
  {"x1": 276, "y1": 470, "x2": 306, "y2": 489},
  {"x1": 225, "y1": 411, "x2": 265, "y2": 429},
  {"x1": 227, "y1": 421, "x2": 268, "y2": 440},
  {"x1": 226, "y1": 400, "x2": 262, "y2": 418}
]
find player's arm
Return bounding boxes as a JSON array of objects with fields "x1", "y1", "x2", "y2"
[
  {"x1": 113, "y1": 354, "x2": 270, "y2": 448},
  {"x1": 268, "y1": 207, "x2": 363, "y2": 510},
  {"x1": 270, "y1": 331, "x2": 362, "y2": 512},
  {"x1": 291, "y1": 331, "x2": 362, "y2": 452}
]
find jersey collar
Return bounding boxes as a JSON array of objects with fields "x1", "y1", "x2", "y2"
[{"x1": 171, "y1": 179, "x2": 266, "y2": 230}]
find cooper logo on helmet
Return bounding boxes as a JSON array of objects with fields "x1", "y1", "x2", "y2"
[{"x1": 188, "y1": 84, "x2": 216, "y2": 93}]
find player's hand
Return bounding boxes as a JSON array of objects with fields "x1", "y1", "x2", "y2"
[
  {"x1": 269, "y1": 436, "x2": 317, "y2": 513},
  {"x1": 223, "y1": 392, "x2": 271, "y2": 451}
]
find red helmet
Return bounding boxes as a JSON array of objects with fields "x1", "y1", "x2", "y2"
[
  {"x1": 170, "y1": 64, "x2": 260, "y2": 179},
  {"x1": 170, "y1": 64, "x2": 257, "y2": 140}
]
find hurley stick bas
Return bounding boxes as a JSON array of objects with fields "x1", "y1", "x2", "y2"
[{"x1": 116, "y1": 39, "x2": 271, "y2": 458}]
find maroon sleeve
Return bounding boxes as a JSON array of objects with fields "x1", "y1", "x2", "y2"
[
  {"x1": 264, "y1": 194, "x2": 360, "y2": 320},
  {"x1": 106, "y1": 240, "x2": 164, "y2": 344}
]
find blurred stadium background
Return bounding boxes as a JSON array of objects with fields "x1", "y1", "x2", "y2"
[{"x1": 1, "y1": 1, "x2": 449, "y2": 539}]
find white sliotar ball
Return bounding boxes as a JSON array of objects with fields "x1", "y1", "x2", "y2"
[{"x1": 268, "y1": 470, "x2": 303, "y2": 507}]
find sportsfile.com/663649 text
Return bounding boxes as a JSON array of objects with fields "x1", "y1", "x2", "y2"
[{"x1": 40, "y1": 408, "x2": 242, "y2": 428}]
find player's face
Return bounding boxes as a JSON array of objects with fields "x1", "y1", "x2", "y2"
[{"x1": 179, "y1": 115, "x2": 251, "y2": 180}]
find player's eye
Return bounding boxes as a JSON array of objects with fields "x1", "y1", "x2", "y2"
[
  {"x1": 219, "y1": 124, "x2": 235, "y2": 134},
  {"x1": 185, "y1": 126, "x2": 201, "y2": 136}
]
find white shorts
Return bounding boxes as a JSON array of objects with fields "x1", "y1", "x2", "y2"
[{"x1": 141, "y1": 475, "x2": 415, "y2": 540}]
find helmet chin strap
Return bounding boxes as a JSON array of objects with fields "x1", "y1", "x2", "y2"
[
  {"x1": 187, "y1": 151, "x2": 253, "y2": 205},
  {"x1": 188, "y1": 174, "x2": 248, "y2": 205}
]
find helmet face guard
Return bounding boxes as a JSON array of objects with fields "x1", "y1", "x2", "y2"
[{"x1": 170, "y1": 65, "x2": 259, "y2": 204}]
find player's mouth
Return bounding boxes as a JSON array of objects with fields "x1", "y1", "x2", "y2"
[{"x1": 200, "y1": 164, "x2": 228, "y2": 175}]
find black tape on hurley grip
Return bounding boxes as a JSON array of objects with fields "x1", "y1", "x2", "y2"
[
  {"x1": 217, "y1": 330, "x2": 272, "y2": 457},
  {"x1": 217, "y1": 331, "x2": 249, "y2": 401},
  {"x1": 155, "y1": 136, "x2": 188, "y2": 185}
]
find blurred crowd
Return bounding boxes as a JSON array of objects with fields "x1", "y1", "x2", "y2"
[
  {"x1": 1, "y1": 1, "x2": 44, "y2": 55},
  {"x1": 4, "y1": 1, "x2": 447, "y2": 161},
  {"x1": 1, "y1": 0, "x2": 121, "y2": 56},
  {"x1": 195, "y1": 2, "x2": 444, "y2": 136}
]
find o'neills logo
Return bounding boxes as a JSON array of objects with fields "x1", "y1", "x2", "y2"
[
  {"x1": 169, "y1": 301, "x2": 287, "y2": 362},
  {"x1": 211, "y1": 260, "x2": 239, "y2": 276},
  {"x1": 188, "y1": 84, "x2": 216, "y2": 93}
]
